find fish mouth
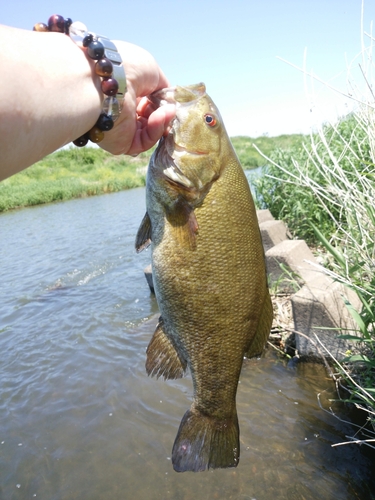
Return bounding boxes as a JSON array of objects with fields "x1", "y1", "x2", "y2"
[
  {"x1": 151, "y1": 83, "x2": 209, "y2": 190},
  {"x1": 161, "y1": 138, "x2": 204, "y2": 190},
  {"x1": 149, "y1": 84, "x2": 209, "y2": 157},
  {"x1": 148, "y1": 83, "x2": 206, "y2": 106},
  {"x1": 148, "y1": 87, "x2": 177, "y2": 107},
  {"x1": 165, "y1": 131, "x2": 209, "y2": 158}
]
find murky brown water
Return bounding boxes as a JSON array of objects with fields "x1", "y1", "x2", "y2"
[{"x1": 0, "y1": 188, "x2": 374, "y2": 499}]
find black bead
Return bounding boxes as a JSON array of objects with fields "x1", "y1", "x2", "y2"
[
  {"x1": 87, "y1": 40, "x2": 105, "y2": 60},
  {"x1": 82, "y1": 33, "x2": 94, "y2": 47},
  {"x1": 96, "y1": 114, "x2": 114, "y2": 132},
  {"x1": 73, "y1": 133, "x2": 90, "y2": 147},
  {"x1": 64, "y1": 18, "x2": 73, "y2": 35}
]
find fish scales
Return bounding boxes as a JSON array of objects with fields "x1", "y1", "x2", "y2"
[
  {"x1": 153, "y1": 160, "x2": 266, "y2": 407},
  {"x1": 136, "y1": 83, "x2": 273, "y2": 472}
]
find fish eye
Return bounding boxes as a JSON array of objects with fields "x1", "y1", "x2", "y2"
[{"x1": 204, "y1": 114, "x2": 217, "y2": 127}]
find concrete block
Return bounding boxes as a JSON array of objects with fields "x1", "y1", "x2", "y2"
[
  {"x1": 265, "y1": 239, "x2": 323, "y2": 286},
  {"x1": 292, "y1": 277, "x2": 361, "y2": 361},
  {"x1": 259, "y1": 220, "x2": 288, "y2": 251},
  {"x1": 144, "y1": 264, "x2": 155, "y2": 293},
  {"x1": 257, "y1": 209, "x2": 274, "y2": 224}
]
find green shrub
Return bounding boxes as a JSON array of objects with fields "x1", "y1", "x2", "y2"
[
  {"x1": 251, "y1": 113, "x2": 373, "y2": 244},
  {"x1": 231, "y1": 134, "x2": 306, "y2": 170},
  {"x1": 252, "y1": 98, "x2": 375, "y2": 438}
]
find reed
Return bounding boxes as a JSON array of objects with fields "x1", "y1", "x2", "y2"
[{"x1": 252, "y1": 14, "x2": 375, "y2": 441}]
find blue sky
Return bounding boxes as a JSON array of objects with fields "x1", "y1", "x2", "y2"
[{"x1": 3, "y1": 1, "x2": 375, "y2": 137}]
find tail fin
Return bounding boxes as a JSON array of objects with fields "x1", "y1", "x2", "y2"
[{"x1": 172, "y1": 408, "x2": 239, "y2": 472}]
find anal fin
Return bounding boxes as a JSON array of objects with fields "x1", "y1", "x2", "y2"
[{"x1": 146, "y1": 317, "x2": 187, "y2": 379}]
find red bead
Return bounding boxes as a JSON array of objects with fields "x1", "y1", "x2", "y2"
[
  {"x1": 33, "y1": 22, "x2": 49, "y2": 32},
  {"x1": 48, "y1": 14, "x2": 65, "y2": 33},
  {"x1": 101, "y1": 78, "x2": 119, "y2": 97},
  {"x1": 95, "y1": 58, "x2": 113, "y2": 77}
]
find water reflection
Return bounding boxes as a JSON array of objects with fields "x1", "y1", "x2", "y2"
[{"x1": 0, "y1": 190, "x2": 374, "y2": 499}]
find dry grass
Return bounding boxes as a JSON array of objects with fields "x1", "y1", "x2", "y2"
[{"x1": 268, "y1": 292, "x2": 295, "y2": 358}]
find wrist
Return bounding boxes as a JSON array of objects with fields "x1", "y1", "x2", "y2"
[{"x1": 33, "y1": 15, "x2": 127, "y2": 147}]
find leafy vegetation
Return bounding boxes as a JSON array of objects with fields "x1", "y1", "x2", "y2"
[
  {"x1": 231, "y1": 134, "x2": 306, "y2": 169},
  {"x1": 0, "y1": 134, "x2": 306, "y2": 212},
  {"x1": 250, "y1": 115, "x2": 371, "y2": 243},
  {"x1": 0, "y1": 147, "x2": 150, "y2": 212},
  {"x1": 251, "y1": 83, "x2": 375, "y2": 440}
]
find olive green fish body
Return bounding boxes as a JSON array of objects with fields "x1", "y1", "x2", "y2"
[{"x1": 136, "y1": 83, "x2": 272, "y2": 472}]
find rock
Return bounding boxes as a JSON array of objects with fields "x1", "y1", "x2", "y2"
[
  {"x1": 292, "y1": 276, "x2": 360, "y2": 360},
  {"x1": 265, "y1": 239, "x2": 319, "y2": 288},
  {"x1": 260, "y1": 220, "x2": 289, "y2": 252},
  {"x1": 256, "y1": 209, "x2": 275, "y2": 224}
]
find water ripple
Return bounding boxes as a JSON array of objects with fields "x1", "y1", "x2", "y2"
[{"x1": 0, "y1": 189, "x2": 374, "y2": 499}]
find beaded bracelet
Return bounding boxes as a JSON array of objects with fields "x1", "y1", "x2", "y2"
[{"x1": 33, "y1": 14, "x2": 127, "y2": 147}]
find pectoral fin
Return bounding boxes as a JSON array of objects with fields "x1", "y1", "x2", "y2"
[
  {"x1": 167, "y1": 200, "x2": 199, "y2": 250},
  {"x1": 244, "y1": 292, "x2": 273, "y2": 358},
  {"x1": 135, "y1": 212, "x2": 152, "y2": 253},
  {"x1": 146, "y1": 317, "x2": 187, "y2": 379}
]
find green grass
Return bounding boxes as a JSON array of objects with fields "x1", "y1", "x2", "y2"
[
  {"x1": 0, "y1": 147, "x2": 150, "y2": 212},
  {"x1": 0, "y1": 135, "x2": 306, "y2": 212},
  {"x1": 231, "y1": 134, "x2": 306, "y2": 169},
  {"x1": 251, "y1": 59, "x2": 375, "y2": 441},
  {"x1": 251, "y1": 112, "x2": 375, "y2": 244}
]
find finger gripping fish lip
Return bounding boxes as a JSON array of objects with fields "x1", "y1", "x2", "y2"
[{"x1": 147, "y1": 86, "x2": 177, "y2": 107}]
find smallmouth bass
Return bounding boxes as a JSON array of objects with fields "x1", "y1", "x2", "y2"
[{"x1": 136, "y1": 83, "x2": 273, "y2": 472}]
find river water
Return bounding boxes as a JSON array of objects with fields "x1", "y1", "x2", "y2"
[{"x1": 0, "y1": 187, "x2": 374, "y2": 500}]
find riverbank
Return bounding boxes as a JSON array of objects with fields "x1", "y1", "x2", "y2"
[
  {"x1": 0, "y1": 148, "x2": 149, "y2": 212},
  {"x1": 0, "y1": 134, "x2": 305, "y2": 212}
]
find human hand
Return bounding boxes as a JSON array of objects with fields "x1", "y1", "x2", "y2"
[{"x1": 99, "y1": 41, "x2": 175, "y2": 156}]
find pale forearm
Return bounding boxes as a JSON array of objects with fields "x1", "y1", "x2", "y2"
[
  {"x1": 0, "y1": 25, "x2": 102, "y2": 180},
  {"x1": 0, "y1": 22, "x2": 175, "y2": 181}
]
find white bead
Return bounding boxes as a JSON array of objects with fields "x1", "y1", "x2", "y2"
[{"x1": 69, "y1": 21, "x2": 88, "y2": 44}]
